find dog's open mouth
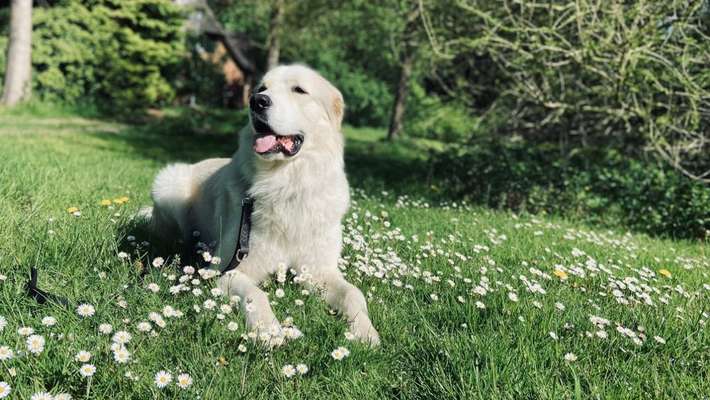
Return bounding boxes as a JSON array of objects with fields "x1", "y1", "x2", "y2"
[{"x1": 252, "y1": 118, "x2": 304, "y2": 157}]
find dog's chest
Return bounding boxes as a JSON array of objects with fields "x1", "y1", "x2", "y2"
[{"x1": 249, "y1": 169, "x2": 348, "y2": 243}]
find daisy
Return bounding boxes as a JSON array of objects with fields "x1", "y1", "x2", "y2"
[
  {"x1": 275, "y1": 288, "x2": 285, "y2": 298},
  {"x1": 282, "y1": 364, "x2": 296, "y2": 378},
  {"x1": 152, "y1": 257, "x2": 165, "y2": 268},
  {"x1": 155, "y1": 371, "x2": 172, "y2": 388},
  {"x1": 0, "y1": 346, "x2": 13, "y2": 361},
  {"x1": 296, "y1": 363, "x2": 309, "y2": 375},
  {"x1": 76, "y1": 303, "x2": 95, "y2": 318},
  {"x1": 30, "y1": 392, "x2": 52, "y2": 400},
  {"x1": 220, "y1": 304, "x2": 232, "y2": 314},
  {"x1": 112, "y1": 346, "x2": 131, "y2": 364},
  {"x1": 98, "y1": 323, "x2": 113, "y2": 335},
  {"x1": 227, "y1": 321, "x2": 239, "y2": 332},
  {"x1": 238, "y1": 344, "x2": 247, "y2": 353},
  {"x1": 41, "y1": 316, "x2": 57, "y2": 327},
  {"x1": 80, "y1": 364, "x2": 96, "y2": 377},
  {"x1": 330, "y1": 346, "x2": 350, "y2": 361},
  {"x1": 146, "y1": 283, "x2": 160, "y2": 293},
  {"x1": 18, "y1": 326, "x2": 34, "y2": 336},
  {"x1": 654, "y1": 336, "x2": 666, "y2": 344},
  {"x1": 475, "y1": 301, "x2": 486, "y2": 309},
  {"x1": 55, "y1": 394, "x2": 72, "y2": 400},
  {"x1": 177, "y1": 373, "x2": 193, "y2": 389},
  {"x1": 117, "y1": 251, "x2": 129, "y2": 259},
  {"x1": 26, "y1": 335, "x2": 45, "y2": 354},
  {"x1": 112, "y1": 330, "x2": 132, "y2": 345},
  {"x1": 137, "y1": 322, "x2": 152, "y2": 332},
  {"x1": 75, "y1": 350, "x2": 91, "y2": 362},
  {"x1": 0, "y1": 382, "x2": 9, "y2": 399},
  {"x1": 507, "y1": 292, "x2": 519, "y2": 302},
  {"x1": 564, "y1": 353, "x2": 577, "y2": 362}
]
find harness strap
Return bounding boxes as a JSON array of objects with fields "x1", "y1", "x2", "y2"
[{"x1": 223, "y1": 196, "x2": 254, "y2": 273}]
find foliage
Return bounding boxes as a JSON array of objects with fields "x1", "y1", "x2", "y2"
[
  {"x1": 217, "y1": 0, "x2": 422, "y2": 127},
  {"x1": 30, "y1": 0, "x2": 184, "y2": 109},
  {"x1": 430, "y1": 138, "x2": 710, "y2": 240},
  {"x1": 426, "y1": 0, "x2": 710, "y2": 180}
]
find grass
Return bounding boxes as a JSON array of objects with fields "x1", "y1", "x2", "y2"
[{"x1": 0, "y1": 106, "x2": 708, "y2": 399}]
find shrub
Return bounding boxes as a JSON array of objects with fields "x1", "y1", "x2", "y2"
[
  {"x1": 31, "y1": 0, "x2": 184, "y2": 109},
  {"x1": 427, "y1": 0, "x2": 710, "y2": 180},
  {"x1": 430, "y1": 139, "x2": 710, "y2": 240}
]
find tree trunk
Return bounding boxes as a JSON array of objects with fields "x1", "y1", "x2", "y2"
[
  {"x1": 1, "y1": 0, "x2": 33, "y2": 107},
  {"x1": 265, "y1": 0, "x2": 284, "y2": 71},
  {"x1": 387, "y1": 51, "x2": 414, "y2": 141}
]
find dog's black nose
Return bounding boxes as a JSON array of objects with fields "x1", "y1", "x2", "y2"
[{"x1": 250, "y1": 93, "x2": 272, "y2": 113}]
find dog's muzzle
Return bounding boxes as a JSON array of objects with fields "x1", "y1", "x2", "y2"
[{"x1": 251, "y1": 116, "x2": 304, "y2": 157}]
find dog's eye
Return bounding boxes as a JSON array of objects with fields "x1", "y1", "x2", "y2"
[
  {"x1": 256, "y1": 85, "x2": 267, "y2": 93},
  {"x1": 292, "y1": 86, "x2": 308, "y2": 94}
]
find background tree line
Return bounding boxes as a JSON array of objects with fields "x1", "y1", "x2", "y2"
[{"x1": 1, "y1": 0, "x2": 708, "y2": 239}]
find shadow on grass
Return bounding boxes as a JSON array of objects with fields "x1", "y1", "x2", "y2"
[{"x1": 90, "y1": 107, "x2": 436, "y2": 198}]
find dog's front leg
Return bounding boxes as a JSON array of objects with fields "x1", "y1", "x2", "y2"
[
  {"x1": 320, "y1": 272, "x2": 381, "y2": 346},
  {"x1": 218, "y1": 269, "x2": 284, "y2": 347}
]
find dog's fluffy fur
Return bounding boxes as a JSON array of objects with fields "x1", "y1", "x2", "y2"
[{"x1": 145, "y1": 65, "x2": 380, "y2": 346}]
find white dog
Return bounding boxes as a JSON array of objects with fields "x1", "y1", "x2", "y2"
[{"x1": 145, "y1": 65, "x2": 380, "y2": 346}]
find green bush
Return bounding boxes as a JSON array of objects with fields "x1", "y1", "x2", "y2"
[
  {"x1": 405, "y1": 82, "x2": 478, "y2": 141},
  {"x1": 31, "y1": 0, "x2": 184, "y2": 109},
  {"x1": 430, "y1": 139, "x2": 710, "y2": 240},
  {"x1": 429, "y1": 0, "x2": 710, "y2": 177}
]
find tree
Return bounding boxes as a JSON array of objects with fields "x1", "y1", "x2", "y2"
[
  {"x1": 387, "y1": 4, "x2": 421, "y2": 141},
  {"x1": 265, "y1": 0, "x2": 284, "y2": 70},
  {"x1": 1, "y1": 0, "x2": 33, "y2": 106}
]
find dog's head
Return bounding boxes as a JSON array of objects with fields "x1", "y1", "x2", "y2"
[{"x1": 248, "y1": 65, "x2": 344, "y2": 161}]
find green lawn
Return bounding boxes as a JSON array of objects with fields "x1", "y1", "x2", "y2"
[{"x1": 0, "y1": 108, "x2": 708, "y2": 399}]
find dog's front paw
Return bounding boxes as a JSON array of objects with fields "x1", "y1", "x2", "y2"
[{"x1": 349, "y1": 318, "x2": 380, "y2": 347}]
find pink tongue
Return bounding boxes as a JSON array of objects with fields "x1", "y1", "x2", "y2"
[{"x1": 254, "y1": 135, "x2": 277, "y2": 153}]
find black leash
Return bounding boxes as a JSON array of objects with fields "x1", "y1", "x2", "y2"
[
  {"x1": 27, "y1": 197, "x2": 255, "y2": 307},
  {"x1": 27, "y1": 267, "x2": 70, "y2": 307},
  {"x1": 222, "y1": 196, "x2": 254, "y2": 273}
]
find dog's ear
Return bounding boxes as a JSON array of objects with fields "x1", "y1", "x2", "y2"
[{"x1": 330, "y1": 88, "x2": 345, "y2": 130}]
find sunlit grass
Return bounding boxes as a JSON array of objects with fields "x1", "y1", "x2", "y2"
[{"x1": 0, "y1": 111, "x2": 707, "y2": 399}]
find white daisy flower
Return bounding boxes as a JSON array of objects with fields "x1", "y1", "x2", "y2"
[
  {"x1": 112, "y1": 330, "x2": 132, "y2": 344},
  {"x1": 146, "y1": 283, "x2": 160, "y2": 293},
  {"x1": 549, "y1": 332, "x2": 559, "y2": 340},
  {"x1": 30, "y1": 392, "x2": 52, "y2": 400},
  {"x1": 507, "y1": 292, "x2": 519, "y2": 302},
  {"x1": 154, "y1": 371, "x2": 172, "y2": 388},
  {"x1": 41, "y1": 316, "x2": 57, "y2": 327},
  {"x1": 330, "y1": 346, "x2": 350, "y2": 361},
  {"x1": 152, "y1": 257, "x2": 165, "y2": 267},
  {"x1": 117, "y1": 251, "x2": 129, "y2": 259},
  {"x1": 275, "y1": 288, "x2": 285, "y2": 298},
  {"x1": 0, "y1": 346, "x2": 14, "y2": 361},
  {"x1": 296, "y1": 363, "x2": 309, "y2": 375},
  {"x1": 176, "y1": 373, "x2": 193, "y2": 389},
  {"x1": 55, "y1": 394, "x2": 72, "y2": 400},
  {"x1": 564, "y1": 352, "x2": 577, "y2": 362},
  {"x1": 210, "y1": 288, "x2": 224, "y2": 297},
  {"x1": 282, "y1": 364, "x2": 296, "y2": 378},
  {"x1": 137, "y1": 321, "x2": 152, "y2": 332},
  {"x1": 18, "y1": 326, "x2": 34, "y2": 336},
  {"x1": 26, "y1": 335, "x2": 45, "y2": 355},
  {"x1": 98, "y1": 323, "x2": 113, "y2": 335},
  {"x1": 75, "y1": 350, "x2": 91, "y2": 363},
  {"x1": 654, "y1": 336, "x2": 666, "y2": 344},
  {"x1": 238, "y1": 344, "x2": 247, "y2": 353},
  {"x1": 79, "y1": 364, "x2": 96, "y2": 377},
  {"x1": 0, "y1": 381, "x2": 10, "y2": 399},
  {"x1": 475, "y1": 301, "x2": 486, "y2": 309},
  {"x1": 112, "y1": 346, "x2": 131, "y2": 364},
  {"x1": 227, "y1": 321, "x2": 239, "y2": 332},
  {"x1": 203, "y1": 299, "x2": 217, "y2": 310},
  {"x1": 76, "y1": 303, "x2": 95, "y2": 318}
]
